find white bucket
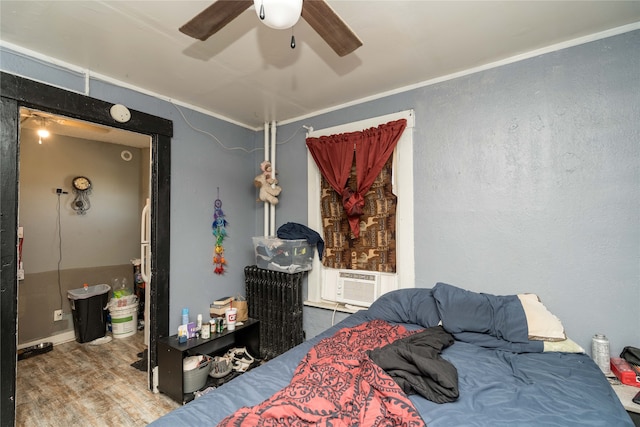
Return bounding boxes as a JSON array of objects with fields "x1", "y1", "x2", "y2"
[{"x1": 109, "y1": 303, "x2": 138, "y2": 339}]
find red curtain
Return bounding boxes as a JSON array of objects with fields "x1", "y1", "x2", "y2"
[{"x1": 306, "y1": 119, "x2": 407, "y2": 237}]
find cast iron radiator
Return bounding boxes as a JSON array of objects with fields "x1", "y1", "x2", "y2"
[{"x1": 244, "y1": 265, "x2": 304, "y2": 360}]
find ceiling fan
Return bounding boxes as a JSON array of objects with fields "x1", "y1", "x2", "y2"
[
  {"x1": 20, "y1": 108, "x2": 110, "y2": 134},
  {"x1": 180, "y1": 0, "x2": 362, "y2": 57}
]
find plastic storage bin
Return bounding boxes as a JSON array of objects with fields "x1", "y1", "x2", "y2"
[
  {"x1": 253, "y1": 236, "x2": 315, "y2": 273},
  {"x1": 68, "y1": 284, "x2": 111, "y2": 343}
]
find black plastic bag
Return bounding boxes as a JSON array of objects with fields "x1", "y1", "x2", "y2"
[{"x1": 620, "y1": 346, "x2": 640, "y2": 367}]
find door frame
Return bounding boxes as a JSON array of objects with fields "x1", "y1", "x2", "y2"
[{"x1": 0, "y1": 72, "x2": 172, "y2": 426}]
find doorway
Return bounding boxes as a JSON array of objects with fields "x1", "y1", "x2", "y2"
[
  {"x1": 18, "y1": 105, "x2": 151, "y2": 354},
  {"x1": 1, "y1": 72, "x2": 172, "y2": 426}
]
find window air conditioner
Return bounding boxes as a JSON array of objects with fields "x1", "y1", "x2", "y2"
[
  {"x1": 322, "y1": 269, "x2": 398, "y2": 308},
  {"x1": 336, "y1": 271, "x2": 380, "y2": 307}
]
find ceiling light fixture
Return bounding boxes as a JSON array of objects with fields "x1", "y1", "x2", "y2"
[
  {"x1": 37, "y1": 119, "x2": 50, "y2": 144},
  {"x1": 254, "y1": 0, "x2": 302, "y2": 30}
]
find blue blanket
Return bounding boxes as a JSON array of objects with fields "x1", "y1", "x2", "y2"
[
  {"x1": 150, "y1": 287, "x2": 631, "y2": 427},
  {"x1": 432, "y1": 282, "x2": 544, "y2": 352}
]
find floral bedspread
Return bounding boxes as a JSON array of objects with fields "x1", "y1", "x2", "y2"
[{"x1": 219, "y1": 319, "x2": 425, "y2": 427}]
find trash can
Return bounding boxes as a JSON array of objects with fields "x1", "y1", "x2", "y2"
[{"x1": 68, "y1": 284, "x2": 111, "y2": 343}]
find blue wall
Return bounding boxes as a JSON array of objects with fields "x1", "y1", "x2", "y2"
[
  {"x1": 2, "y1": 29, "x2": 638, "y2": 355},
  {"x1": 274, "y1": 30, "x2": 640, "y2": 353}
]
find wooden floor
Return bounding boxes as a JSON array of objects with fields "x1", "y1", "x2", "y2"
[{"x1": 16, "y1": 331, "x2": 179, "y2": 426}]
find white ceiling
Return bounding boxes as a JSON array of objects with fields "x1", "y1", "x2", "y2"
[{"x1": 2, "y1": 1, "x2": 640, "y2": 130}]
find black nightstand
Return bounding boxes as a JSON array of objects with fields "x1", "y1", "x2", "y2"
[{"x1": 157, "y1": 318, "x2": 260, "y2": 404}]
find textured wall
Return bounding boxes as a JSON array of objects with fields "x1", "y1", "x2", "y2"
[
  {"x1": 412, "y1": 31, "x2": 639, "y2": 355},
  {"x1": 283, "y1": 30, "x2": 639, "y2": 355},
  {"x1": 19, "y1": 130, "x2": 142, "y2": 271}
]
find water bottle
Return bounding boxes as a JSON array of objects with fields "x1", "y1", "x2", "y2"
[
  {"x1": 592, "y1": 333, "x2": 611, "y2": 374},
  {"x1": 182, "y1": 308, "x2": 189, "y2": 325}
]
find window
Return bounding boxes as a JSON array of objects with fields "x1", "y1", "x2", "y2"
[{"x1": 306, "y1": 110, "x2": 415, "y2": 308}]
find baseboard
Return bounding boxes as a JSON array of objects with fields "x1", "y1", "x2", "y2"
[{"x1": 17, "y1": 330, "x2": 76, "y2": 350}]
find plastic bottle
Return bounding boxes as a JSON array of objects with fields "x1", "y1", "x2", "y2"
[
  {"x1": 182, "y1": 308, "x2": 189, "y2": 325},
  {"x1": 592, "y1": 334, "x2": 611, "y2": 374},
  {"x1": 197, "y1": 314, "x2": 202, "y2": 330}
]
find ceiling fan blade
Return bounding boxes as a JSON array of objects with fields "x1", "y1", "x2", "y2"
[
  {"x1": 301, "y1": 0, "x2": 362, "y2": 57},
  {"x1": 55, "y1": 118, "x2": 111, "y2": 134},
  {"x1": 21, "y1": 110, "x2": 110, "y2": 134},
  {"x1": 180, "y1": 0, "x2": 253, "y2": 41}
]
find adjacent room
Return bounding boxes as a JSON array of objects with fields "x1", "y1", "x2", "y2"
[{"x1": 1, "y1": 1, "x2": 639, "y2": 426}]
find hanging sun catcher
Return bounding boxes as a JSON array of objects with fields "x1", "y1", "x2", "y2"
[{"x1": 212, "y1": 188, "x2": 228, "y2": 275}]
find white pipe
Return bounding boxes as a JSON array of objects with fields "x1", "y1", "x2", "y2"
[
  {"x1": 270, "y1": 120, "x2": 277, "y2": 236},
  {"x1": 263, "y1": 122, "x2": 269, "y2": 236},
  {"x1": 84, "y1": 69, "x2": 91, "y2": 95}
]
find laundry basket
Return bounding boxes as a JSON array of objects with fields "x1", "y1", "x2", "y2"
[{"x1": 183, "y1": 355, "x2": 212, "y2": 393}]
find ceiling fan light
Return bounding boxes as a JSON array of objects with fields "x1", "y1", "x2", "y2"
[
  {"x1": 37, "y1": 129, "x2": 50, "y2": 138},
  {"x1": 254, "y1": 0, "x2": 302, "y2": 30}
]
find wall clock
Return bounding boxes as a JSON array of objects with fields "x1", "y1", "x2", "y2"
[
  {"x1": 72, "y1": 176, "x2": 91, "y2": 191},
  {"x1": 72, "y1": 176, "x2": 92, "y2": 215}
]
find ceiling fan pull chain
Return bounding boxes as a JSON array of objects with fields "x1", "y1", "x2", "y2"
[
  {"x1": 259, "y1": 1, "x2": 265, "y2": 20},
  {"x1": 291, "y1": 28, "x2": 296, "y2": 49}
]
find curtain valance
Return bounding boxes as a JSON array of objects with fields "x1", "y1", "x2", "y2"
[{"x1": 306, "y1": 118, "x2": 407, "y2": 237}]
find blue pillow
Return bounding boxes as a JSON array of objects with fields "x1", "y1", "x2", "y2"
[
  {"x1": 432, "y1": 282, "x2": 529, "y2": 343},
  {"x1": 366, "y1": 288, "x2": 440, "y2": 328}
]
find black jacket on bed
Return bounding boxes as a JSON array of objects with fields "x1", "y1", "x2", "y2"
[{"x1": 368, "y1": 325, "x2": 459, "y2": 404}]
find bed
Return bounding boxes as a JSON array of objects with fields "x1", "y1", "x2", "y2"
[{"x1": 150, "y1": 283, "x2": 633, "y2": 426}]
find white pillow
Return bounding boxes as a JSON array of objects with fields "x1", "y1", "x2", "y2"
[
  {"x1": 543, "y1": 338, "x2": 585, "y2": 353},
  {"x1": 518, "y1": 293, "x2": 566, "y2": 341}
]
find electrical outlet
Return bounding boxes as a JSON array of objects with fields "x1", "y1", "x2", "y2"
[{"x1": 53, "y1": 309, "x2": 63, "y2": 322}]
